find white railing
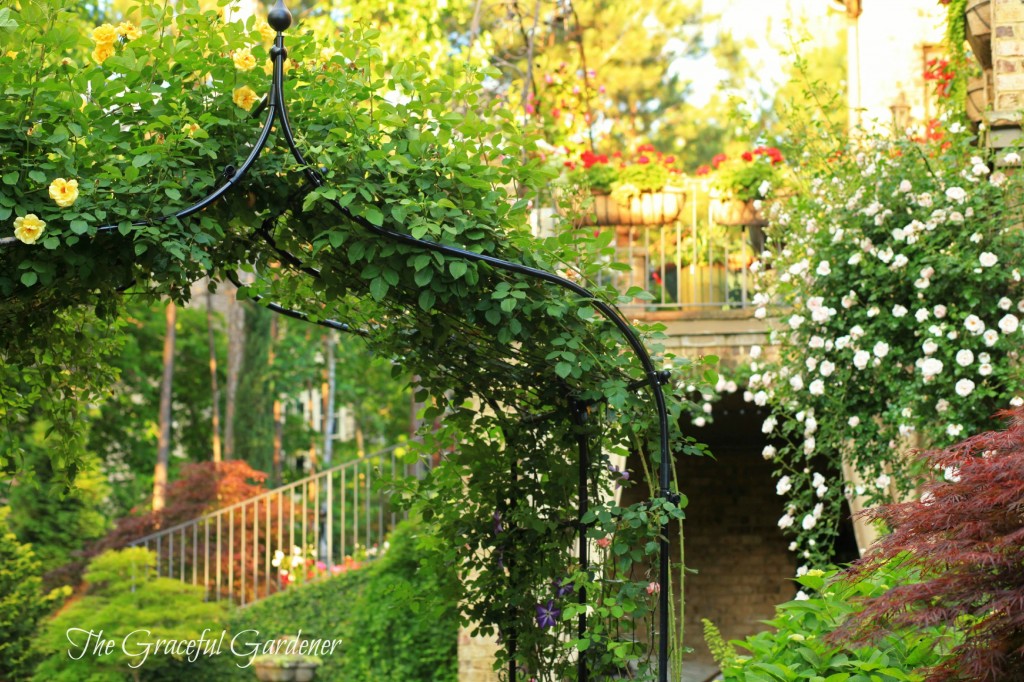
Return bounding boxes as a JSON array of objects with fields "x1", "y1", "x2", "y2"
[{"x1": 131, "y1": 446, "x2": 417, "y2": 605}]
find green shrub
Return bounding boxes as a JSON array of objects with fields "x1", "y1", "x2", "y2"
[
  {"x1": 228, "y1": 518, "x2": 458, "y2": 682},
  {"x1": 709, "y1": 563, "x2": 957, "y2": 682},
  {"x1": 0, "y1": 515, "x2": 70, "y2": 681},
  {"x1": 31, "y1": 547, "x2": 229, "y2": 682}
]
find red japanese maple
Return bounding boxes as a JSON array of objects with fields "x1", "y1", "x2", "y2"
[{"x1": 834, "y1": 407, "x2": 1024, "y2": 681}]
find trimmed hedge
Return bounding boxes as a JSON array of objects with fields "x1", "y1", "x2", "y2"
[{"x1": 221, "y1": 519, "x2": 458, "y2": 682}]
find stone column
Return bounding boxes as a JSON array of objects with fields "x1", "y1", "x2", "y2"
[{"x1": 457, "y1": 627, "x2": 500, "y2": 682}]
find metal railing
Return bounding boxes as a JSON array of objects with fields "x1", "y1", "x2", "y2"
[
  {"x1": 531, "y1": 179, "x2": 762, "y2": 311},
  {"x1": 131, "y1": 446, "x2": 416, "y2": 605}
]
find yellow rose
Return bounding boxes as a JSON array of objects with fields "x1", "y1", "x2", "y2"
[
  {"x1": 181, "y1": 123, "x2": 202, "y2": 137},
  {"x1": 232, "y1": 47, "x2": 257, "y2": 72},
  {"x1": 232, "y1": 86, "x2": 260, "y2": 111},
  {"x1": 13, "y1": 214, "x2": 46, "y2": 244},
  {"x1": 92, "y1": 43, "x2": 115, "y2": 64},
  {"x1": 48, "y1": 178, "x2": 79, "y2": 208},
  {"x1": 116, "y1": 21, "x2": 141, "y2": 41},
  {"x1": 92, "y1": 23, "x2": 117, "y2": 46},
  {"x1": 5, "y1": 51, "x2": 17, "y2": 59},
  {"x1": 255, "y1": 18, "x2": 276, "y2": 44}
]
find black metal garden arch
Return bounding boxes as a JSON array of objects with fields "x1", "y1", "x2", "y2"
[{"x1": 3, "y1": 3, "x2": 680, "y2": 678}]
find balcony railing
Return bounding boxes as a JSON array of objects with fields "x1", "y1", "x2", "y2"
[{"x1": 532, "y1": 179, "x2": 762, "y2": 312}]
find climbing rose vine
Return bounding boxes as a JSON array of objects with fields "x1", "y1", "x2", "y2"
[{"x1": 752, "y1": 121, "x2": 1024, "y2": 567}]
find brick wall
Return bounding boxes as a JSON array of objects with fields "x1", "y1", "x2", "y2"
[
  {"x1": 993, "y1": 0, "x2": 1024, "y2": 111},
  {"x1": 457, "y1": 627, "x2": 500, "y2": 682}
]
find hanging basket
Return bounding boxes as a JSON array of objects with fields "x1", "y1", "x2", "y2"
[
  {"x1": 710, "y1": 197, "x2": 767, "y2": 228},
  {"x1": 587, "y1": 190, "x2": 685, "y2": 226},
  {"x1": 966, "y1": 68, "x2": 993, "y2": 122},
  {"x1": 966, "y1": 0, "x2": 992, "y2": 69}
]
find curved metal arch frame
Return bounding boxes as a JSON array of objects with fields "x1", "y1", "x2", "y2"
[{"x1": 2, "y1": 3, "x2": 679, "y2": 678}]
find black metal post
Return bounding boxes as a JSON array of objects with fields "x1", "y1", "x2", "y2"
[{"x1": 572, "y1": 400, "x2": 590, "y2": 682}]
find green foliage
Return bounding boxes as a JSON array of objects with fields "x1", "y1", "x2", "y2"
[
  {"x1": 0, "y1": 513, "x2": 70, "y2": 681},
  {"x1": 0, "y1": 0, "x2": 701, "y2": 675},
  {"x1": 32, "y1": 547, "x2": 229, "y2": 682},
  {"x1": 715, "y1": 565, "x2": 956, "y2": 681},
  {"x1": 227, "y1": 519, "x2": 458, "y2": 682}
]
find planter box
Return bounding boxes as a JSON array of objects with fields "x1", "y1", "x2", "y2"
[
  {"x1": 966, "y1": 0, "x2": 992, "y2": 69},
  {"x1": 966, "y1": 68, "x2": 993, "y2": 122},
  {"x1": 587, "y1": 191, "x2": 684, "y2": 226},
  {"x1": 710, "y1": 197, "x2": 767, "y2": 228},
  {"x1": 254, "y1": 663, "x2": 296, "y2": 682}
]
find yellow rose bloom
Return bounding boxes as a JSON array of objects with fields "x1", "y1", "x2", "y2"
[
  {"x1": 116, "y1": 21, "x2": 141, "y2": 41},
  {"x1": 48, "y1": 178, "x2": 79, "y2": 208},
  {"x1": 232, "y1": 86, "x2": 260, "y2": 111},
  {"x1": 92, "y1": 43, "x2": 115, "y2": 64},
  {"x1": 92, "y1": 23, "x2": 117, "y2": 46},
  {"x1": 13, "y1": 214, "x2": 46, "y2": 244},
  {"x1": 5, "y1": 51, "x2": 18, "y2": 59},
  {"x1": 262, "y1": 57, "x2": 293, "y2": 76},
  {"x1": 232, "y1": 47, "x2": 257, "y2": 72},
  {"x1": 256, "y1": 19, "x2": 276, "y2": 44}
]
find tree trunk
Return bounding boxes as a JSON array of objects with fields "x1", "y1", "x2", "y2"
[
  {"x1": 224, "y1": 281, "x2": 246, "y2": 459},
  {"x1": 206, "y1": 290, "x2": 222, "y2": 463},
  {"x1": 323, "y1": 332, "x2": 337, "y2": 467},
  {"x1": 154, "y1": 300, "x2": 176, "y2": 513}
]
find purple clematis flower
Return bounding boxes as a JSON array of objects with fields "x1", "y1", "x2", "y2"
[
  {"x1": 553, "y1": 578, "x2": 574, "y2": 598},
  {"x1": 536, "y1": 600, "x2": 560, "y2": 628},
  {"x1": 493, "y1": 511, "x2": 504, "y2": 535}
]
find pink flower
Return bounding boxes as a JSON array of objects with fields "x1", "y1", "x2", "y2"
[
  {"x1": 596, "y1": 537, "x2": 611, "y2": 548},
  {"x1": 646, "y1": 581, "x2": 660, "y2": 595}
]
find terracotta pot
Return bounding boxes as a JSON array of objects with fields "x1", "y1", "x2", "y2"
[
  {"x1": 966, "y1": 0, "x2": 992, "y2": 68},
  {"x1": 966, "y1": 68, "x2": 993, "y2": 122},
  {"x1": 710, "y1": 197, "x2": 767, "y2": 228},
  {"x1": 587, "y1": 191, "x2": 684, "y2": 226}
]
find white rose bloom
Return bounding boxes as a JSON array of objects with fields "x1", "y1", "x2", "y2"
[
  {"x1": 848, "y1": 415, "x2": 860, "y2": 427},
  {"x1": 915, "y1": 308, "x2": 930, "y2": 323},
  {"x1": 979, "y1": 352, "x2": 991, "y2": 363},
  {"x1": 758, "y1": 179, "x2": 772, "y2": 197},
  {"x1": 788, "y1": 314, "x2": 805, "y2": 329},
  {"x1": 873, "y1": 341, "x2": 890, "y2": 358},
  {"x1": 778, "y1": 513, "x2": 794, "y2": 529},
  {"x1": 788, "y1": 259, "x2": 810, "y2": 276},
  {"x1": 899, "y1": 179, "x2": 912, "y2": 193},
  {"x1": 803, "y1": 437, "x2": 815, "y2": 455},
  {"x1": 816, "y1": 484, "x2": 828, "y2": 498},
  {"x1": 970, "y1": 232, "x2": 983, "y2": 244},
  {"x1": 809, "y1": 335, "x2": 825, "y2": 349},
  {"x1": 753, "y1": 390, "x2": 768, "y2": 406},
  {"x1": 999, "y1": 297, "x2": 1013, "y2": 311},
  {"x1": 816, "y1": 261, "x2": 831, "y2": 276},
  {"x1": 876, "y1": 474, "x2": 891, "y2": 489},
  {"x1": 762, "y1": 445, "x2": 776, "y2": 460},
  {"x1": 934, "y1": 304, "x2": 948, "y2": 319},
  {"x1": 795, "y1": 590, "x2": 810, "y2": 601},
  {"x1": 750, "y1": 344, "x2": 763, "y2": 358},
  {"x1": 979, "y1": 363, "x2": 993, "y2": 376},
  {"x1": 936, "y1": 398, "x2": 950, "y2": 413},
  {"x1": 754, "y1": 307, "x2": 767, "y2": 319},
  {"x1": 1004, "y1": 151, "x2": 1021, "y2": 165},
  {"x1": 999, "y1": 314, "x2": 1019, "y2": 334},
  {"x1": 811, "y1": 472, "x2": 826, "y2": 488},
  {"x1": 964, "y1": 315, "x2": 985, "y2": 334},
  {"x1": 820, "y1": 360, "x2": 835, "y2": 377},
  {"x1": 948, "y1": 330, "x2": 959, "y2": 341},
  {"x1": 917, "y1": 193, "x2": 933, "y2": 208},
  {"x1": 790, "y1": 375, "x2": 804, "y2": 391},
  {"x1": 848, "y1": 252, "x2": 863, "y2": 266},
  {"x1": 915, "y1": 277, "x2": 931, "y2": 289},
  {"x1": 1011, "y1": 396, "x2": 1024, "y2": 407},
  {"x1": 788, "y1": 541, "x2": 798, "y2": 552},
  {"x1": 892, "y1": 254, "x2": 909, "y2": 269},
  {"x1": 955, "y1": 349, "x2": 974, "y2": 367},
  {"x1": 850, "y1": 325, "x2": 865, "y2": 339},
  {"x1": 776, "y1": 476, "x2": 792, "y2": 495},
  {"x1": 979, "y1": 252, "x2": 999, "y2": 267},
  {"x1": 762, "y1": 416, "x2": 777, "y2": 434},
  {"x1": 920, "y1": 357, "x2": 943, "y2": 378},
  {"x1": 945, "y1": 186, "x2": 967, "y2": 203},
  {"x1": 694, "y1": 417, "x2": 706, "y2": 427},
  {"x1": 892, "y1": 304, "x2": 908, "y2": 318},
  {"x1": 809, "y1": 379, "x2": 825, "y2": 395},
  {"x1": 984, "y1": 329, "x2": 999, "y2": 346},
  {"x1": 947, "y1": 423, "x2": 963, "y2": 437},
  {"x1": 955, "y1": 378, "x2": 976, "y2": 397},
  {"x1": 973, "y1": 162, "x2": 990, "y2": 176},
  {"x1": 923, "y1": 339, "x2": 939, "y2": 355},
  {"x1": 877, "y1": 247, "x2": 894, "y2": 263},
  {"x1": 853, "y1": 350, "x2": 871, "y2": 370},
  {"x1": 801, "y1": 514, "x2": 817, "y2": 530},
  {"x1": 813, "y1": 502, "x2": 824, "y2": 518},
  {"x1": 920, "y1": 266, "x2": 935, "y2": 279},
  {"x1": 867, "y1": 306, "x2": 880, "y2": 318}
]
